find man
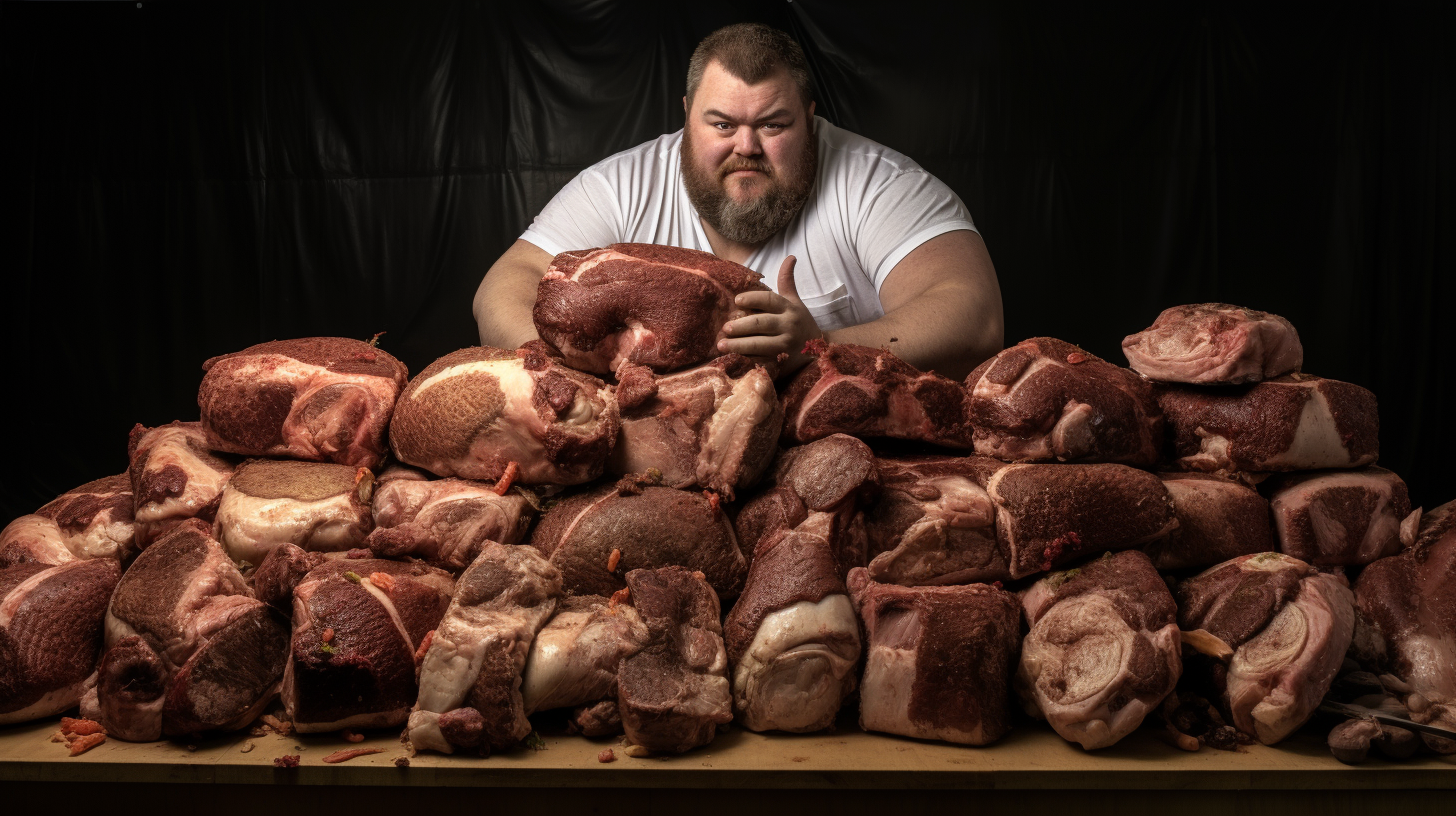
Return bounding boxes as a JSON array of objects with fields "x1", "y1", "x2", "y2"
[{"x1": 474, "y1": 23, "x2": 1002, "y2": 380}]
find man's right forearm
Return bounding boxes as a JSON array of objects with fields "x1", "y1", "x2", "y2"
[{"x1": 474, "y1": 240, "x2": 555, "y2": 349}]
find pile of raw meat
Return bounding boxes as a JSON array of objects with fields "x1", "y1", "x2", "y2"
[{"x1": 4, "y1": 247, "x2": 1452, "y2": 764}]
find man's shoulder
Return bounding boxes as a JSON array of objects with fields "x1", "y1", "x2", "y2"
[
  {"x1": 582, "y1": 130, "x2": 683, "y2": 181},
  {"x1": 815, "y1": 117, "x2": 925, "y2": 179}
]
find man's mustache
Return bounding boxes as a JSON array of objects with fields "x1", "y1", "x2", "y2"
[{"x1": 718, "y1": 157, "x2": 773, "y2": 179}]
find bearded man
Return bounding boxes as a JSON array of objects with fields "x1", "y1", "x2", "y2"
[{"x1": 474, "y1": 23, "x2": 1002, "y2": 379}]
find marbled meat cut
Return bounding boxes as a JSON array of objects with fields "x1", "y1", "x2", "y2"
[
  {"x1": 0, "y1": 558, "x2": 120, "y2": 725},
  {"x1": 129, "y1": 421, "x2": 235, "y2": 546},
  {"x1": 1176, "y1": 552, "x2": 1355, "y2": 745},
  {"x1": 724, "y1": 528, "x2": 860, "y2": 733},
  {"x1": 519, "y1": 594, "x2": 649, "y2": 723},
  {"x1": 864, "y1": 455, "x2": 1005, "y2": 586},
  {"x1": 1157, "y1": 373, "x2": 1379, "y2": 472},
  {"x1": 410, "y1": 542, "x2": 563, "y2": 753},
  {"x1": 1122, "y1": 303, "x2": 1303, "y2": 384},
  {"x1": 531, "y1": 479, "x2": 746, "y2": 599},
  {"x1": 1016, "y1": 551, "x2": 1181, "y2": 749},
  {"x1": 1350, "y1": 500, "x2": 1456, "y2": 752},
  {"x1": 390, "y1": 343, "x2": 619, "y2": 486},
  {"x1": 781, "y1": 340, "x2": 973, "y2": 448},
  {"x1": 198, "y1": 337, "x2": 408, "y2": 469},
  {"x1": 1, "y1": 475, "x2": 135, "y2": 567},
  {"x1": 848, "y1": 570, "x2": 1021, "y2": 745},
  {"x1": 964, "y1": 337, "x2": 1163, "y2": 467},
  {"x1": 616, "y1": 567, "x2": 733, "y2": 754},
  {"x1": 1265, "y1": 466, "x2": 1410, "y2": 567},
  {"x1": 366, "y1": 469, "x2": 535, "y2": 571},
  {"x1": 97, "y1": 520, "x2": 287, "y2": 740},
  {"x1": 534, "y1": 243, "x2": 769, "y2": 375},
  {"x1": 1143, "y1": 473, "x2": 1274, "y2": 571},
  {"x1": 213, "y1": 459, "x2": 375, "y2": 567},
  {"x1": 609, "y1": 354, "x2": 782, "y2": 500},
  {"x1": 981, "y1": 461, "x2": 1178, "y2": 579}
]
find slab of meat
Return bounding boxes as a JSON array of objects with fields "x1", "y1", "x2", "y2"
[
  {"x1": 724, "y1": 528, "x2": 860, "y2": 732},
  {"x1": 1142, "y1": 472, "x2": 1274, "y2": 571},
  {"x1": 1158, "y1": 373, "x2": 1379, "y2": 472},
  {"x1": 98, "y1": 519, "x2": 287, "y2": 740},
  {"x1": 1265, "y1": 467, "x2": 1410, "y2": 566},
  {"x1": 534, "y1": 243, "x2": 769, "y2": 375},
  {"x1": 781, "y1": 341, "x2": 972, "y2": 448},
  {"x1": 214, "y1": 460, "x2": 375, "y2": 566},
  {"x1": 409, "y1": 542, "x2": 562, "y2": 753},
  {"x1": 519, "y1": 594, "x2": 648, "y2": 719},
  {"x1": 0, "y1": 558, "x2": 120, "y2": 725},
  {"x1": 1350, "y1": 500, "x2": 1456, "y2": 752},
  {"x1": 1176, "y1": 552, "x2": 1355, "y2": 744},
  {"x1": 864, "y1": 455, "x2": 1004, "y2": 586},
  {"x1": 616, "y1": 567, "x2": 733, "y2": 753},
  {"x1": 609, "y1": 355, "x2": 782, "y2": 501},
  {"x1": 531, "y1": 480, "x2": 746, "y2": 599},
  {"x1": 128, "y1": 421, "x2": 235, "y2": 546},
  {"x1": 848, "y1": 570, "x2": 1021, "y2": 745},
  {"x1": 965, "y1": 337, "x2": 1163, "y2": 467},
  {"x1": 1016, "y1": 551, "x2": 1181, "y2": 749},
  {"x1": 980, "y1": 461, "x2": 1178, "y2": 579},
  {"x1": 199, "y1": 337, "x2": 409, "y2": 469},
  {"x1": 1, "y1": 475, "x2": 136, "y2": 567},
  {"x1": 366, "y1": 472, "x2": 535, "y2": 571},
  {"x1": 281, "y1": 554, "x2": 454, "y2": 733},
  {"x1": 390, "y1": 343, "x2": 619, "y2": 486},
  {"x1": 1122, "y1": 303, "x2": 1303, "y2": 384}
]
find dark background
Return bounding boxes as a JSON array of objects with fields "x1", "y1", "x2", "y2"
[{"x1": 1, "y1": 0, "x2": 1451, "y2": 521}]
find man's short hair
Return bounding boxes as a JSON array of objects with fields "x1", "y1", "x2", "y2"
[{"x1": 686, "y1": 23, "x2": 815, "y2": 111}]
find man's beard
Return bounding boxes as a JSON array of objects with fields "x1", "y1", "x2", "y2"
[{"x1": 682, "y1": 130, "x2": 818, "y2": 245}]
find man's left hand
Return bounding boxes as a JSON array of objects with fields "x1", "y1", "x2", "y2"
[{"x1": 718, "y1": 256, "x2": 824, "y2": 374}]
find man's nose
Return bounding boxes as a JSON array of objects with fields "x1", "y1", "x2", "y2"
[{"x1": 732, "y1": 126, "x2": 762, "y2": 156}]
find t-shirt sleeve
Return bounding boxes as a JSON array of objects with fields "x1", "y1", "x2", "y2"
[
  {"x1": 519, "y1": 167, "x2": 624, "y2": 257},
  {"x1": 857, "y1": 169, "x2": 978, "y2": 291}
]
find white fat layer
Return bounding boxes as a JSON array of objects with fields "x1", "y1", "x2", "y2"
[
  {"x1": 105, "y1": 545, "x2": 252, "y2": 670},
  {"x1": 697, "y1": 367, "x2": 775, "y2": 490},
  {"x1": 0, "y1": 683, "x2": 87, "y2": 725},
  {"x1": 972, "y1": 356, "x2": 1056, "y2": 400},
  {"x1": 410, "y1": 359, "x2": 524, "y2": 402},
  {"x1": 0, "y1": 516, "x2": 75, "y2": 567},
  {"x1": 1185, "y1": 429, "x2": 1233, "y2": 470},
  {"x1": 1262, "y1": 387, "x2": 1351, "y2": 469},
  {"x1": 733, "y1": 596, "x2": 860, "y2": 733},
  {"x1": 0, "y1": 561, "x2": 70, "y2": 628},
  {"x1": 133, "y1": 426, "x2": 231, "y2": 524},
  {"x1": 1399, "y1": 634, "x2": 1456, "y2": 704},
  {"x1": 405, "y1": 709, "x2": 453, "y2": 754},
  {"x1": 1272, "y1": 470, "x2": 1401, "y2": 563},
  {"x1": 1048, "y1": 400, "x2": 1096, "y2": 460},
  {"x1": 215, "y1": 487, "x2": 363, "y2": 566},
  {"x1": 921, "y1": 476, "x2": 994, "y2": 528}
]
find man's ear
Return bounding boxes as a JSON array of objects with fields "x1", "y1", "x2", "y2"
[
  {"x1": 809, "y1": 100, "x2": 816, "y2": 120},
  {"x1": 683, "y1": 95, "x2": 689, "y2": 115}
]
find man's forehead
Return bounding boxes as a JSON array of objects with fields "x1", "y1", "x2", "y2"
[{"x1": 692, "y1": 60, "x2": 805, "y2": 118}]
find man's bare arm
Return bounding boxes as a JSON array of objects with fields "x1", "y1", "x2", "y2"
[{"x1": 473, "y1": 239, "x2": 554, "y2": 349}]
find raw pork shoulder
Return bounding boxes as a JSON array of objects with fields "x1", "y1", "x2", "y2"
[
  {"x1": 1, "y1": 475, "x2": 135, "y2": 567},
  {"x1": 1016, "y1": 551, "x2": 1181, "y2": 749},
  {"x1": 390, "y1": 343, "x2": 619, "y2": 486},
  {"x1": 534, "y1": 243, "x2": 769, "y2": 375},
  {"x1": 366, "y1": 470, "x2": 535, "y2": 570},
  {"x1": 213, "y1": 460, "x2": 375, "y2": 566},
  {"x1": 965, "y1": 337, "x2": 1163, "y2": 467},
  {"x1": 1265, "y1": 466, "x2": 1410, "y2": 566},
  {"x1": 198, "y1": 337, "x2": 408, "y2": 469},
  {"x1": 128, "y1": 421, "x2": 234, "y2": 546},
  {"x1": 1122, "y1": 303, "x2": 1303, "y2": 384},
  {"x1": 519, "y1": 594, "x2": 649, "y2": 721},
  {"x1": 1143, "y1": 473, "x2": 1273, "y2": 571},
  {"x1": 864, "y1": 455, "x2": 1004, "y2": 586},
  {"x1": 781, "y1": 341, "x2": 973, "y2": 448},
  {"x1": 609, "y1": 355, "x2": 781, "y2": 500}
]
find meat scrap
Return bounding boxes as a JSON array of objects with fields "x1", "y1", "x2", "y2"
[
  {"x1": 273, "y1": 755, "x2": 301, "y2": 768},
  {"x1": 66, "y1": 733, "x2": 106, "y2": 756},
  {"x1": 322, "y1": 748, "x2": 384, "y2": 764}
]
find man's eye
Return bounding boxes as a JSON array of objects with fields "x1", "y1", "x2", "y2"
[
  {"x1": 713, "y1": 122, "x2": 733, "y2": 131},
  {"x1": 762, "y1": 123, "x2": 785, "y2": 132}
]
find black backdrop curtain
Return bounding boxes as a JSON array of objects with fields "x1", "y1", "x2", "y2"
[{"x1": 1, "y1": 0, "x2": 1451, "y2": 520}]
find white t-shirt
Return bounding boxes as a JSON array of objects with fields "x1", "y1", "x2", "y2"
[{"x1": 520, "y1": 116, "x2": 977, "y2": 331}]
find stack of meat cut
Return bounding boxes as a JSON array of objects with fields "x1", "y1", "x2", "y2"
[{"x1": 2, "y1": 249, "x2": 1449, "y2": 764}]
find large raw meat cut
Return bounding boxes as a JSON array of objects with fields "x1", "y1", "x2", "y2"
[
  {"x1": 1, "y1": 475, "x2": 135, "y2": 567},
  {"x1": 129, "y1": 421, "x2": 235, "y2": 546},
  {"x1": 1176, "y1": 552, "x2": 1355, "y2": 744},
  {"x1": 616, "y1": 567, "x2": 733, "y2": 754},
  {"x1": 864, "y1": 455, "x2": 1004, "y2": 586},
  {"x1": 409, "y1": 542, "x2": 562, "y2": 754},
  {"x1": 1265, "y1": 466, "x2": 1410, "y2": 566},
  {"x1": 1158, "y1": 374, "x2": 1379, "y2": 472},
  {"x1": 724, "y1": 528, "x2": 860, "y2": 732},
  {"x1": 849, "y1": 570, "x2": 1021, "y2": 745},
  {"x1": 1122, "y1": 304, "x2": 1303, "y2": 384},
  {"x1": 198, "y1": 337, "x2": 409, "y2": 469},
  {"x1": 531, "y1": 479, "x2": 746, "y2": 598},
  {"x1": 965, "y1": 337, "x2": 1162, "y2": 467},
  {"x1": 609, "y1": 354, "x2": 781, "y2": 500},
  {"x1": 278, "y1": 552, "x2": 454, "y2": 733},
  {"x1": 0, "y1": 558, "x2": 120, "y2": 724},
  {"x1": 97, "y1": 520, "x2": 288, "y2": 740},
  {"x1": 366, "y1": 469, "x2": 535, "y2": 570},
  {"x1": 519, "y1": 594, "x2": 648, "y2": 722},
  {"x1": 390, "y1": 343, "x2": 619, "y2": 486},
  {"x1": 1350, "y1": 500, "x2": 1456, "y2": 752},
  {"x1": 1143, "y1": 473, "x2": 1274, "y2": 571},
  {"x1": 213, "y1": 459, "x2": 375, "y2": 566},
  {"x1": 781, "y1": 341, "x2": 973, "y2": 448},
  {"x1": 1016, "y1": 551, "x2": 1181, "y2": 749},
  {"x1": 533, "y1": 243, "x2": 769, "y2": 375}
]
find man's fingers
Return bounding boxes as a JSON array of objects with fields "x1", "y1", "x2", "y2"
[
  {"x1": 718, "y1": 333, "x2": 793, "y2": 358},
  {"x1": 722, "y1": 312, "x2": 785, "y2": 337},
  {"x1": 733, "y1": 290, "x2": 789, "y2": 313},
  {"x1": 776, "y1": 256, "x2": 800, "y2": 301}
]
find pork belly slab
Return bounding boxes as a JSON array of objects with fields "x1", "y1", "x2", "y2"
[
  {"x1": 1, "y1": 474, "x2": 136, "y2": 567},
  {"x1": 1016, "y1": 551, "x2": 1181, "y2": 749},
  {"x1": 1122, "y1": 303, "x2": 1303, "y2": 384}
]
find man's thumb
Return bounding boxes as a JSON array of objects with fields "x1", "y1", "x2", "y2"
[{"x1": 777, "y1": 256, "x2": 800, "y2": 301}]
